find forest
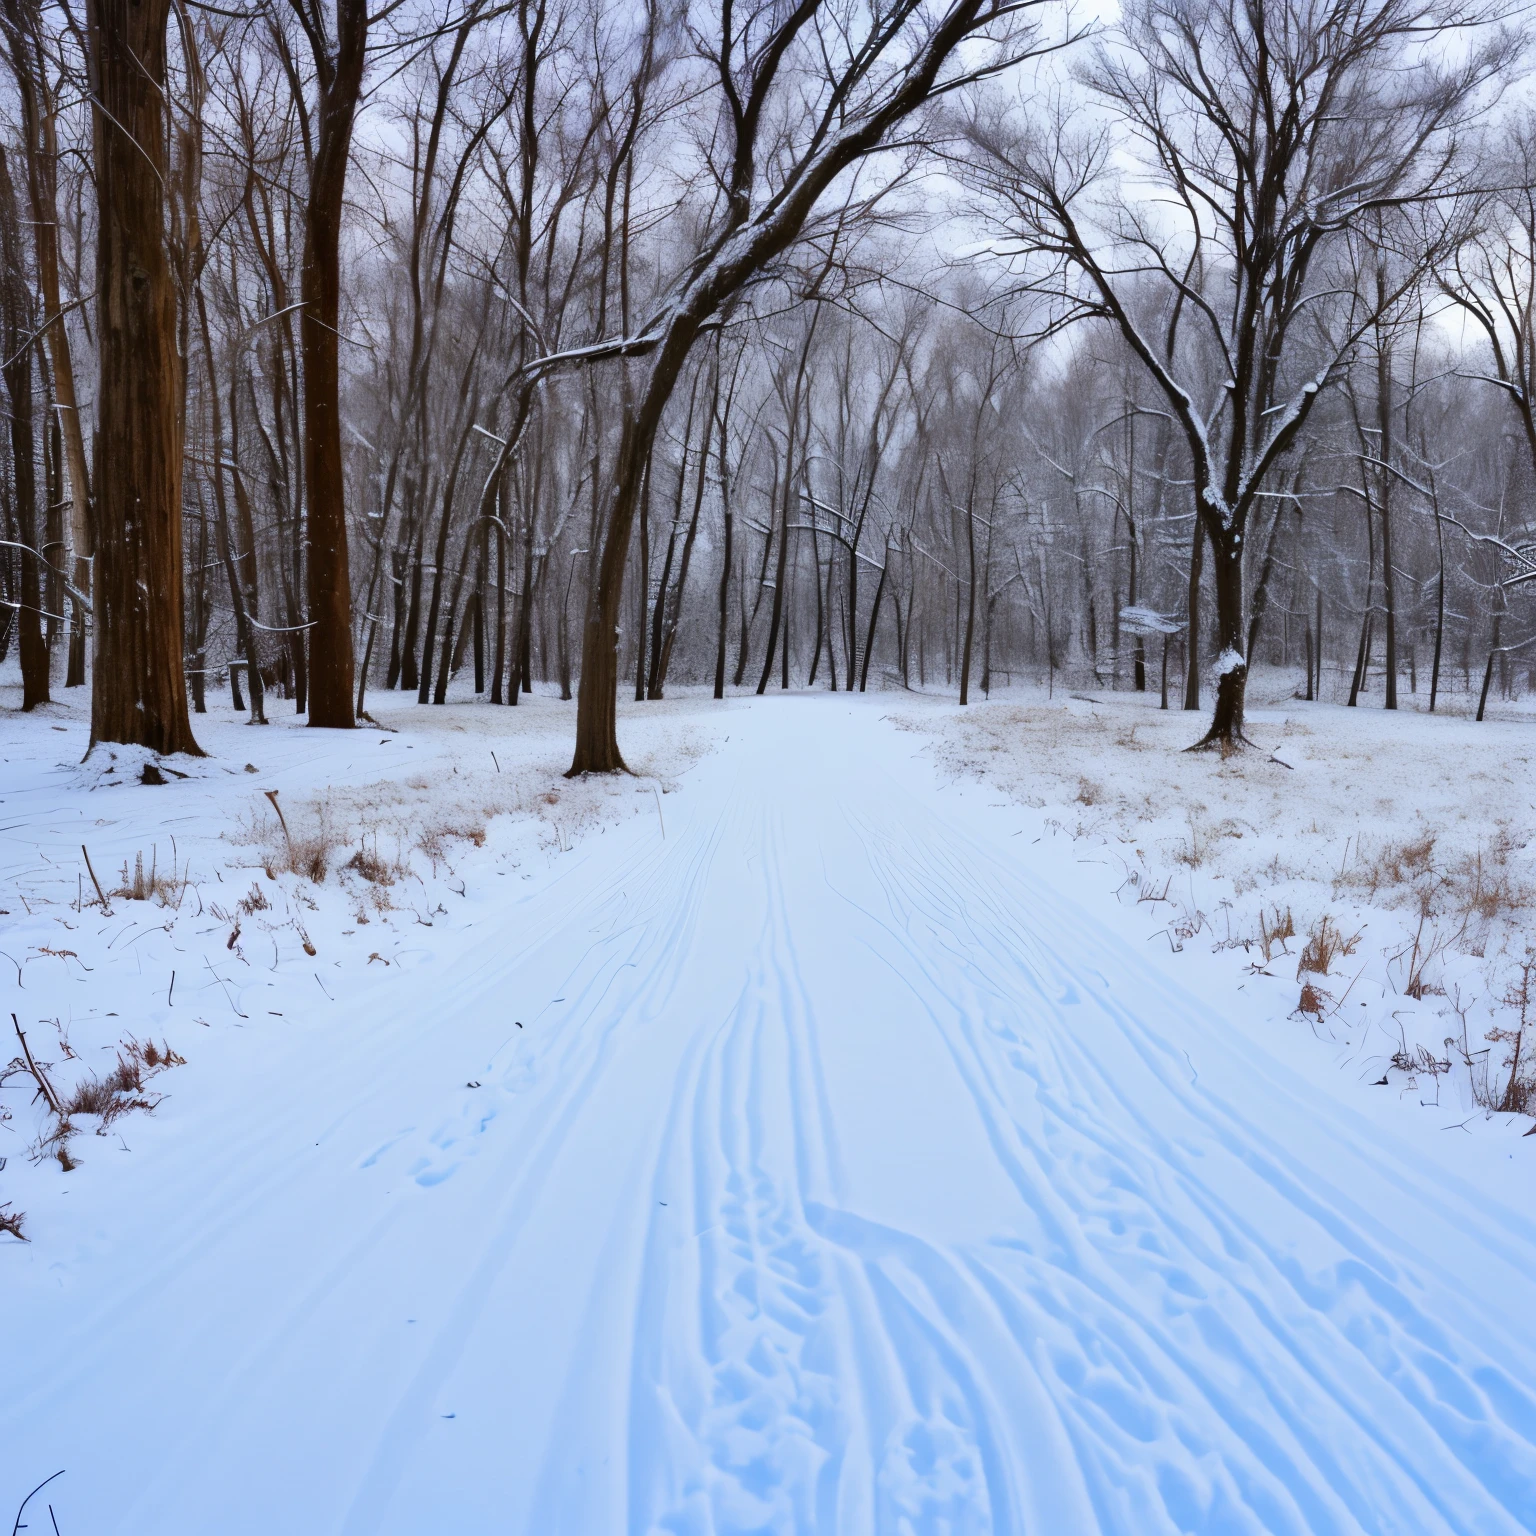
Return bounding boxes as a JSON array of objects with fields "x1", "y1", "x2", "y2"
[
  {"x1": 7, "y1": 2, "x2": 1536, "y2": 1530},
  {"x1": 0, "y1": 0, "x2": 1531, "y2": 767}
]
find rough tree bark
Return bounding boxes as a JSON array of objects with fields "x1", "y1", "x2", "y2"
[
  {"x1": 86, "y1": 0, "x2": 200, "y2": 754},
  {"x1": 0, "y1": 143, "x2": 46, "y2": 710},
  {"x1": 293, "y1": 0, "x2": 367, "y2": 727}
]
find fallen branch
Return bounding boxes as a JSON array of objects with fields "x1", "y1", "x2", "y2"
[
  {"x1": 12, "y1": 1013, "x2": 63, "y2": 1118},
  {"x1": 81, "y1": 843, "x2": 112, "y2": 915}
]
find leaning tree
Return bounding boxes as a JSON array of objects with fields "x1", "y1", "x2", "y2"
[{"x1": 539, "y1": 0, "x2": 1061, "y2": 775}]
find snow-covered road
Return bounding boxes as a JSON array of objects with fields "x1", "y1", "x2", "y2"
[{"x1": 9, "y1": 698, "x2": 1536, "y2": 1534}]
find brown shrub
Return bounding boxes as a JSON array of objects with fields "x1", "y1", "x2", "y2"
[
  {"x1": 1297, "y1": 982, "x2": 1330, "y2": 1018},
  {"x1": 63, "y1": 1037, "x2": 182, "y2": 1126},
  {"x1": 0, "y1": 1202, "x2": 24, "y2": 1240},
  {"x1": 1297, "y1": 916, "x2": 1361, "y2": 979},
  {"x1": 345, "y1": 845, "x2": 396, "y2": 886}
]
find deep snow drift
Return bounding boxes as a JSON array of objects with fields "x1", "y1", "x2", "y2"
[{"x1": 3, "y1": 686, "x2": 1536, "y2": 1535}]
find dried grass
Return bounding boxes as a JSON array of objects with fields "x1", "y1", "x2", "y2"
[
  {"x1": 416, "y1": 818, "x2": 488, "y2": 871},
  {"x1": 1297, "y1": 915, "x2": 1362, "y2": 979},
  {"x1": 61, "y1": 1036, "x2": 184, "y2": 1132},
  {"x1": 0, "y1": 1202, "x2": 24, "y2": 1241},
  {"x1": 344, "y1": 844, "x2": 398, "y2": 886},
  {"x1": 1489, "y1": 952, "x2": 1536, "y2": 1116},
  {"x1": 1257, "y1": 906, "x2": 1295, "y2": 964},
  {"x1": 111, "y1": 845, "x2": 192, "y2": 907}
]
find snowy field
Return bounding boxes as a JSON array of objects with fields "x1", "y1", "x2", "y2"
[{"x1": 4, "y1": 672, "x2": 1536, "y2": 1534}]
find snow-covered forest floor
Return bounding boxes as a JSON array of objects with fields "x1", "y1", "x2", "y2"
[
  {"x1": 897, "y1": 669, "x2": 1536, "y2": 1137},
  {"x1": 0, "y1": 677, "x2": 710, "y2": 1223},
  {"x1": 4, "y1": 669, "x2": 1536, "y2": 1534}
]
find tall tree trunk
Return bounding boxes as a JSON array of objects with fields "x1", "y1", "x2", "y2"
[
  {"x1": 196, "y1": 286, "x2": 265, "y2": 724},
  {"x1": 1190, "y1": 524, "x2": 1247, "y2": 749},
  {"x1": 1314, "y1": 587, "x2": 1324, "y2": 701},
  {"x1": 491, "y1": 490, "x2": 508, "y2": 703},
  {"x1": 807, "y1": 526, "x2": 825, "y2": 687},
  {"x1": 298, "y1": 0, "x2": 367, "y2": 728},
  {"x1": 400, "y1": 523, "x2": 424, "y2": 691},
  {"x1": 1244, "y1": 501, "x2": 1288, "y2": 665},
  {"x1": 634, "y1": 450, "x2": 650, "y2": 702},
  {"x1": 86, "y1": 0, "x2": 198, "y2": 754},
  {"x1": 0, "y1": 143, "x2": 46, "y2": 710},
  {"x1": 417, "y1": 413, "x2": 476, "y2": 704},
  {"x1": 516, "y1": 495, "x2": 537, "y2": 698},
  {"x1": 1183, "y1": 510, "x2": 1203, "y2": 710},
  {"x1": 1, "y1": 0, "x2": 93, "y2": 689},
  {"x1": 570, "y1": 316, "x2": 706, "y2": 772},
  {"x1": 654, "y1": 426, "x2": 706, "y2": 698},
  {"x1": 714, "y1": 408, "x2": 733, "y2": 700},
  {"x1": 757, "y1": 474, "x2": 792, "y2": 696},
  {"x1": 858, "y1": 547, "x2": 889, "y2": 692},
  {"x1": 959, "y1": 495, "x2": 977, "y2": 706},
  {"x1": 1430, "y1": 503, "x2": 1446, "y2": 713},
  {"x1": 1375, "y1": 287, "x2": 1398, "y2": 711}
]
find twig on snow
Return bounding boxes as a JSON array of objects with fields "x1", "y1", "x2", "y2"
[{"x1": 11, "y1": 1014, "x2": 63, "y2": 1118}]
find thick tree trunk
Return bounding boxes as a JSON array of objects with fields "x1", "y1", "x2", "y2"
[
  {"x1": 86, "y1": 0, "x2": 199, "y2": 754},
  {"x1": 569, "y1": 322, "x2": 701, "y2": 774},
  {"x1": 299, "y1": 0, "x2": 367, "y2": 728},
  {"x1": 1189, "y1": 526, "x2": 1248, "y2": 750}
]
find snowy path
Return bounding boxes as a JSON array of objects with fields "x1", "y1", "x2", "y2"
[{"x1": 9, "y1": 698, "x2": 1536, "y2": 1534}]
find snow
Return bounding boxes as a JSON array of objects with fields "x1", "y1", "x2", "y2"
[{"x1": 4, "y1": 679, "x2": 1536, "y2": 1534}]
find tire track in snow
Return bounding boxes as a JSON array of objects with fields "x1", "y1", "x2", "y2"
[
  {"x1": 828, "y1": 778, "x2": 1536, "y2": 1535},
  {"x1": 336, "y1": 778, "x2": 753, "y2": 1535},
  {"x1": 619, "y1": 795, "x2": 1096, "y2": 1535}
]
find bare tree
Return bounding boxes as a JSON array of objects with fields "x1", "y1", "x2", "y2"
[
  {"x1": 276, "y1": 0, "x2": 369, "y2": 727},
  {"x1": 963, "y1": 0, "x2": 1503, "y2": 746},
  {"x1": 87, "y1": 0, "x2": 201, "y2": 754},
  {"x1": 540, "y1": 0, "x2": 1053, "y2": 773}
]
